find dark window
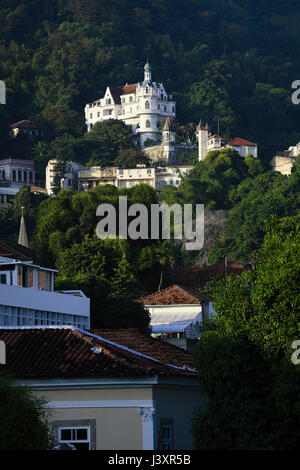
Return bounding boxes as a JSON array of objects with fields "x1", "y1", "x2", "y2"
[
  {"x1": 160, "y1": 420, "x2": 174, "y2": 450},
  {"x1": 58, "y1": 426, "x2": 90, "y2": 450}
]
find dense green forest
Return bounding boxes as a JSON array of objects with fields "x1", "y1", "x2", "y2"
[{"x1": 1, "y1": 0, "x2": 300, "y2": 167}]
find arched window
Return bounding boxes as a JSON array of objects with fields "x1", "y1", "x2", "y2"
[
  {"x1": 145, "y1": 101, "x2": 150, "y2": 110},
  {"x1": 146, "y1": 87, "x2": 149, "y2": 94},
  {"x1": 146, "y1": 120, "x2": 151, "y2": 128},
  {"x1": 106, "y1": 98, "x2": 111, "y2": 105},
  {"x1": 161, "y1": 93, "x2": 163, "y2": 100}
]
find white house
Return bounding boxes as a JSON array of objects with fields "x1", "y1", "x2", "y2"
[
  {"x1": 138, "y1": 284, "x2": 214, "y2": 350},
  {"x1": 196, "y1": 121, "x2": 257, "y2": 160},
  {"x1": 270, "y1": 141, "x2": 300, "y2": 175},
  {"x1": 84, "y1": 63, "x2": 176, "y2": 147},
  {"x1": 46, "y1": 160, "x2": 81, "y2": 196}
]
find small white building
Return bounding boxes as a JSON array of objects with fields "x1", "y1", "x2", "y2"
[
  {"x1": 84, "y1": 63, "x2": 176, "y2": 147},
  {"x1": 270, "y1": 142, "x2": 300, "y2": 175},
  {"x1": 46, "y1": 160, "x2": 81, "y2": 196},
  {"x1": 138, "y1": 284, "x2": 214, "y2": 350},
  {"x1": 196, "y1": 121, "x2": 257, "y2": 160}
]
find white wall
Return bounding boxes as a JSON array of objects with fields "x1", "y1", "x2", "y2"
[{"x1": 0, "y1": 283, "x2": 90, "y2": 324}]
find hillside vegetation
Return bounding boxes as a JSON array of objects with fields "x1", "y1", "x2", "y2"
[{"x1": 0, "y1": 0, "x2": 300, "y2": 165}]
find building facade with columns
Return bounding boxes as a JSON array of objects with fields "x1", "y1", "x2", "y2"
[
  {"x1": 0, "y1": 159, "x2": 36, "y2": 207},
  {"x1": 84, "y1": 63, "x2": 176, "y2": 147},
  {"x1": 0, "y1": 158, "x2": 35, "y2": 187}
]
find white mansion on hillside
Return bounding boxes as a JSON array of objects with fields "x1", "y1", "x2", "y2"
[{"x1": 85, "y1": 62, "x2": 176, "y2": 147}]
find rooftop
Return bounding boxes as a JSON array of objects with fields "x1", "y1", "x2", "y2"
[
  {"x1": 92, "y1": 328, "x2": 194, "y2": 368},
  {"x1": 0, "y1": 240, "x2": 37, "y2": 263},
  {"x1": 0, "y1": 327, "x2": 197, "y2": 379},
  {"x1": 226, "y1": 137, "x2": 257, "y2": 147},
  {"x1": 138, "y1": 284, "x2": 211, "y2": 306},
  {"x1": 10, "y1": 120, "x2": 39, "y2": 129}
]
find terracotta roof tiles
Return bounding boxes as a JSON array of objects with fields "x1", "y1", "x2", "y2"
[
  {"x1": 226, "y1": 137, "x2": 257, "y2": 147},
  {"x1": 10, "y1": 120, "x2": 39, "y2": 129},
  {"x1": 92, "y1": 328, "x2": 194, "y2": 368},
  {"x1": 122, "y1": 84, "x2": 137, "y2": 95},
  {"x1": 138, "y1": 284, "x2": 211, "y2": 306},
  {"x1": 0, "y1": 327, "x2": 197, "y2": 379}
]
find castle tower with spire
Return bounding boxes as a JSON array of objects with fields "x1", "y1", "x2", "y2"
[
  {"x1": 18, "y1": 206, "x2": 29, "y2": 248},
  {"x1": 162, "y1": 117, "x2": 176, "y2": 163},
  {"x1": 196, "y1": 121, "x2": 210, "y2": 161}
]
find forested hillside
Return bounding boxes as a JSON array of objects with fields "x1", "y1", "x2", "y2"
[{"x1": 1, "y1": 0, "x2": 300, "y2": 164}]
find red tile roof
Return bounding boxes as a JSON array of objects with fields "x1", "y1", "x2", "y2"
[
  {"x1": 208, "y1": 134, "x2": 223, "y2": 140},
  {"x1": 92, "y1": 328, "x2": 194, "y2": 368},
  {"x1": 30, "y1": 186, "x2": 46, "y2": 192},
  {"x1": 0, "y1": 328, "x2": 197, "y2": 379},
  {"x1": 10, "y1": 120, "x2": 39, "y2": 129},
  {"x1": 226, "y1": 137, "x2": 256, "y2": 147},
  {"x1": 122, "y1": 84, "x2": 137, "y2": 95},
  {"x1": 138, "y1": 284, "x2": 211, "y2": 306}
]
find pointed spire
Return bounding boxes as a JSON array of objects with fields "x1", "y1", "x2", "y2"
[
  {"x1": 162, "y1": 117, "x2": 174, "y2": 132},
  {"x1": 144, "y1": 61, "x2": 152, "y2": 82},
  {"x1": 18, "y1": 206, "x2": 28, "y2": 248},
  {"x1": 196, "y1": 120, "x2": 203, "y2": 131}
]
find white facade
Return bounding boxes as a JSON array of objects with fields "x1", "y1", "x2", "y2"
[
  {"x1": 76, "y1": 164, "x2": 192, "y2": 192},
  {"x1": 84, "y1": 63, "x2": 176, "y2": 147},
  {"x1": 116, "y1": 166, "x2": 156, "y2": 189},
  {"x1": 0, "y1": 158, "x2": 35, "y2": 187},
  {"x1": 0, "y1": 159, "x2": 36, "y2": 207},
  {"x1": 147, "y1": 304, "x2": 203, "y2": 338},
  {"x1": 46, "y1": 160, "x2": 81, "y2": 196},
  {"x1": 0, "y1": 256, "x2": 90, "y2": 328},
  {"x1": 196, "y1": 123, "x2": 258, "y2": 161},
  {"x1": 270, "y1": 141, "x2": 299, "y2": 175},
  {"x1": 155, "y1": 166, "x2": 192, "y2": 191}
]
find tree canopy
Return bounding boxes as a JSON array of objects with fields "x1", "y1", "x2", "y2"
[
  {"x1": 0, "y1": 376, "x2": 53, "y2": 450},
  {"x1": 209, "y1": 159, "x2": 300, "y2": 262},
  {"x1": 1, "y1": 0, "x2": 300, "y2": 168},
  {"x1": 191, "y1": 217, "x2": 300, "y2": 449}
]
